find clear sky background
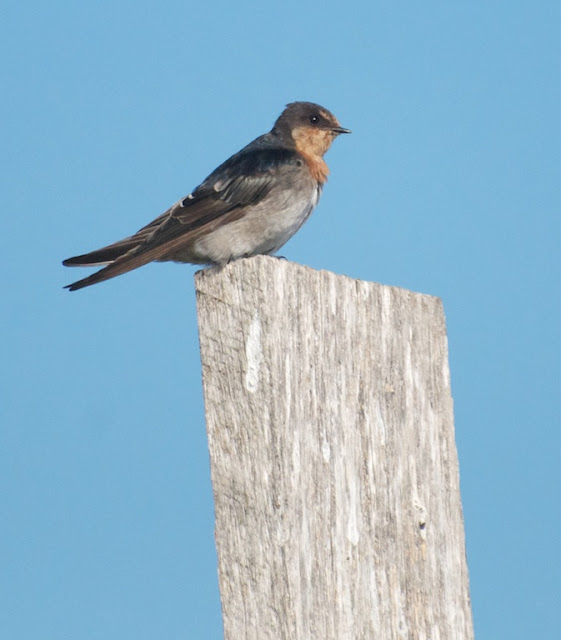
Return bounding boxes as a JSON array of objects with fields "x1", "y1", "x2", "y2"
[{"x1": 2, "y1": 2, "x2": 560, "y2": 638}]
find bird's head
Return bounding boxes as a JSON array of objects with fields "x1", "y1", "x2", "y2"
[{"x1": 272, "y1": 101, "x2": 351, "y2": 158}]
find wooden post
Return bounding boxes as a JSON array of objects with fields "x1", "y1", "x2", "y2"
[{"x1": 195, "y1": 256, "x2": 473, "y2": 640}]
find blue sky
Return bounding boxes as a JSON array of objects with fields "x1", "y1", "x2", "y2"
[{"x1": 2, "y1": 2, "x2": 560, "y2": 638}]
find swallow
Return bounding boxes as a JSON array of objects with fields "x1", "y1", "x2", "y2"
[{"x1": 63, "y1": 101, "x2": 350, "y2": 291}]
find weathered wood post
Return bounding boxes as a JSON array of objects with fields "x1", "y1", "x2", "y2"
[{"x1": 195, "y1": 256, "x2": 473, "y2": 640}]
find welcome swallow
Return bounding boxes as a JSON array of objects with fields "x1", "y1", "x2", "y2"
[{"x1": 63, "y1": 101, "x2": 350, "y2": 291}]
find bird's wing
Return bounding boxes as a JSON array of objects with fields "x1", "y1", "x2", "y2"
[
  {"x1": 63, "y1": 145, "x2": 299, "y2": 290},
  {"x1": 62, "y1": 212, "x2": 170, "y2": 267}
]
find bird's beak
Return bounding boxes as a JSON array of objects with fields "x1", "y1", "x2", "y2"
[{"x1": 332, "y1": 126, "x2": 351, "y2": 135}]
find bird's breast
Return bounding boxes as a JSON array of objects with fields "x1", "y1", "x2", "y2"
[{"x1": 191, "y1": 179, "x2": 322, "y2": 265}]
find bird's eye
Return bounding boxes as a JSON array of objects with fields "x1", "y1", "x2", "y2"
[{"x1": 309, "y1": 114, "x2": 320, "y2": 125}]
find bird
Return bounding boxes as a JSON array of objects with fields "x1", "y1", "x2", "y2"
[{"x1": 62, "y1": 101, "x2": 350, "y2": 291}]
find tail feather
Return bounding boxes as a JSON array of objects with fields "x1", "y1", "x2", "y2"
[
  {"x1": 62, "y1": 200, "x2": 236, "y2": 290},
  {"x1": 63, "y1": 237, "x2": 140, "y2": 267},
  {"x1": 64, "y1": 249, "x2": 155, "y2": 291},
  {"x1": 62, "y1": 210, "x2": 172, "y2": 282},
  {"x1": 63, "y1": 222, "x2": 197, "y2": 291}
]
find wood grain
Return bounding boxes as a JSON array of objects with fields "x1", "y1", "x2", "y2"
[{"x1": 195, "y1": 256, "x2": 473, "y2": 640}]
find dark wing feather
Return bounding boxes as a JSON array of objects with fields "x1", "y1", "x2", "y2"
[
  {"x1": 62, "y1": 213, "x2": 169, "y2": 267},
  {"x1": 63, "y1": 142, "x2": 299, "y2": 290}
]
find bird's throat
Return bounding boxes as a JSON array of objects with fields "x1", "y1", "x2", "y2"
[{"x1": 292, "y1": 126, "x2": 334, "y2": 184}]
